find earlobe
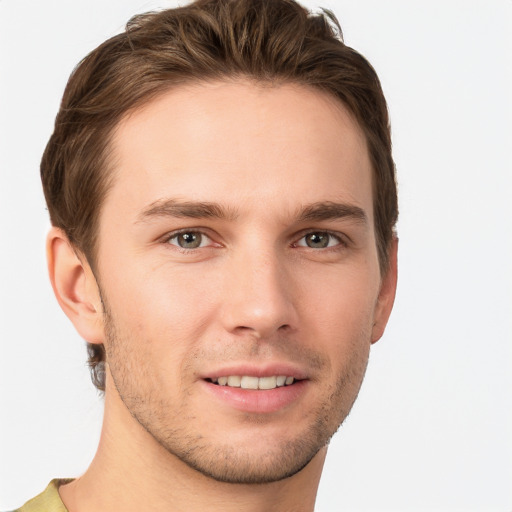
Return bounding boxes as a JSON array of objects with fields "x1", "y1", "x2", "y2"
[
  {"x1": 371, "y1": 236, "x2": 398, "y2": 344},
  {"x1": 47, "y1": 227, "x2": 105, "y2": 344}
]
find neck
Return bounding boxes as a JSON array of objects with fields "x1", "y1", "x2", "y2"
[{"x1": 60, "y1": 377, "x2": 326, "y2": 512}]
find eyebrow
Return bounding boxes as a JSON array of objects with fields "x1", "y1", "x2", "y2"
[
  {"x1": 297, "y1": 201, "x2": 368, "y2": 225},
  {"x1": 136, "y1": 199, "x2": 239, "y2": 223},
  {"x1": 136, "y1": 198, "x2": 367, "y2": 225}
]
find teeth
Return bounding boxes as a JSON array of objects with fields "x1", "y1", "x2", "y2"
[
  {"x1": 258, "y1": 376, "x2": 277, "y2": 390},
  {"x1": 227, "y1": 376, "x2": 241, "y2": 387},
  {"x1": 211, "y1": 375, "x2": 295, "y2": 389},
  {"x1": 241, "y1": 376, "x2": 259, "y2": 389}
]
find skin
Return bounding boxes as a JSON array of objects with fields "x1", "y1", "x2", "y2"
[{"x1": 48, "y1": 80, "x2": 397, "y2": 512}]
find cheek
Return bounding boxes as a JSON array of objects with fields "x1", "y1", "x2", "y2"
[
  {"x1": 301, "y1": 263, "x2": 380, "y2": 332},
  {"x1": 105, "y1": 257, "x2": 216, "y2": 318},
  {"x1": 100, "y1": 261, "x2": 223, "y2": 365},
  {"x1": 299, "y1": 264, "x2": 378, "y2": 383}
]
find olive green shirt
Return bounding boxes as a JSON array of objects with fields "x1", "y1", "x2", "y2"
[{"x1": 14, "y1": 480, "x2": 72, "y2": 512}]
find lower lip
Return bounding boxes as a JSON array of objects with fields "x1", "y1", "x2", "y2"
[{"x1": 202, "y1": 380, "x2": 308, "y2": 414}]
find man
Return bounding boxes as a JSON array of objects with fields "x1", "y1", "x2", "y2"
[{"x1": 15, "y1": 0, "x2": 397, "y2": 510}]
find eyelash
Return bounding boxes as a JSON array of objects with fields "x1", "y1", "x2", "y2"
[
  {"x1": 163, "y1": 229, "x2": 215, "y2": 251},
  {"x1": 293, "y1": 230, "x2": 348, "y2": 250},
  {"x1": 162, "y1": 228, "x2": 348, "y2": 252}
]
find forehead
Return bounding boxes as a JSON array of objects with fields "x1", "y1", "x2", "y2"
[{"x1": 105, "y1": 79, "x2": 373, "y2": 225}]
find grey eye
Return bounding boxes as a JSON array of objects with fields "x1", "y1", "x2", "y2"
[
  {"x1": 172, "y1": 232, "x2": 203, "y2": 249},
  {"x1": 297, "y1": 232, "x2": 340, "y2": 249},
  {"x1": 305, "y1": 232, "x2": 330, "y2": 248}
]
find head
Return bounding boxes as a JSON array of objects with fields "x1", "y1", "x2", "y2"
[{"x1": 43, "y1": 0, "x2": 397, "y2": 485}]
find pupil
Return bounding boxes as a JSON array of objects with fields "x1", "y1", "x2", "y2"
[
  {"x1": 179, "y1": 232, "x2": 201, "y2": 248},
  {"x1": 307, "y1": 233, "x2": 328, "y2": 248}
]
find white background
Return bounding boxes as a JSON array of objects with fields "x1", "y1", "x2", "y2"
[{"x1": 1, "y1": 1, "x2": 511, "y2": 510}]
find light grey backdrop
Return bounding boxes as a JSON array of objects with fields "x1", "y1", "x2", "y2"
[{"x1": 1, "y1": 1, "x2": 511, "y2": 510}]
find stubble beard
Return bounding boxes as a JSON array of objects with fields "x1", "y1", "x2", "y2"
[{"x1": 102, "y1": 300, "x2": 370, "y2": 485}]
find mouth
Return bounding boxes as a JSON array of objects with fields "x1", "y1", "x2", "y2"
[
  {"x1": 207, "y1": 375, "x2": 296, "y2": 390},
  {"x1": 201, "y1": 365, "x2": 308, "y2": 413}
]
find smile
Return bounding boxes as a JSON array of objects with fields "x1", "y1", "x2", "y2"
[{"x1": 209, "y1": 375, "x2": 295, "y2": 390}]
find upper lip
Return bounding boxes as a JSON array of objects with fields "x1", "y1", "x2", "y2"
[{"x1": 200, "y1": 363, "x2": 309, "y2": 380}]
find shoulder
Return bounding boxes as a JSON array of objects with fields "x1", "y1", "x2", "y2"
[{"x1": 10, "y1": 479, "x2": 73, "y2": 512}]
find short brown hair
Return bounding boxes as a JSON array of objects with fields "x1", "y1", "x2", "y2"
[{"x1": 41, "y1": 0, "x2": 398, "y2": 390}]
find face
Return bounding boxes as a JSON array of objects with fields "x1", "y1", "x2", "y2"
[{"x1": 94, "y1": 80, "x2": 393, "y2": 483}]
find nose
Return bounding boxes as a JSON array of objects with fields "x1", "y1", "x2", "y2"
[{"x1": 220, "y1": 248, "x2": 298, "y2": 339}]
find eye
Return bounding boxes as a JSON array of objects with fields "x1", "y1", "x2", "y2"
[
  {"x1": 167, "y1": 231, "x2": 211, "y2": 249},
  {"x1": 296, "y1": 232, "x2": 342, "y2": 249}
]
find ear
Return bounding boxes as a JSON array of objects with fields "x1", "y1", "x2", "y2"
[
  {"x1": 371, "y1": 236, "x2": 398, "y2": 344},
  {"x1": 47, "y1": 227, "x2": 105, "y2": 344}
]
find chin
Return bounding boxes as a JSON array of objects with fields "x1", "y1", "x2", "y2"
[
  {"x1": 158, "y1": 430, "x2": 329, "y2": 484},
  {"x1": 141, "y1": 399, "x2": 345, "y2": 485}
]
